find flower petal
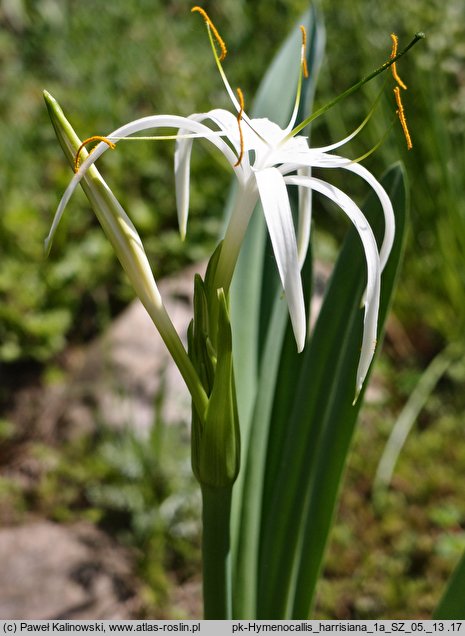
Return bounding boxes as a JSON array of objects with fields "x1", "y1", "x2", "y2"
[
  {"x1": 175, "y1": 109, "x2": 246, "y2": 239},
  {"x1": 332, "y1": 158, "x2": 395, "y2": 271},
  {"x1": 278, "y1": 150, "x2": 395, "y2": 271},
  {"x1": 285, "y1": 174, "x2": 381, "y2": 396},
  {"x1": 256, "y1": 167, "x2": 306, "y2": 351},
  {"x1": 46, "y1": 115, "x2": 236, "y2": 251}
]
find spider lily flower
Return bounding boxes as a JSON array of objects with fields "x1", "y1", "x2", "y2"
[{"x1": 46, "y1": 11, "x2": 419, "y2": 398}]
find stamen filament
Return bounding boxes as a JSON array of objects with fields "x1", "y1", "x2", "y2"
[
  {"x1": 287, "y1": 31, "x2": 424, "y2": 140},
  {"x1": 302, "y1": 81, "x2": 387, "y2": 154},
  {"x1": 192, "y1": 6, "x2": 227, "y2": 61},
  {"x1": 192, "y1": 4, "x2": 269, "y2": 152},
  {"x1": 351, "y1": 118, "x2": 396, "y2": 163},
  {"x1": 393, "y1": 86, "x2": 413, "y2": 149},
  {"x1": 74, "y1": 136, "x2": 116, "y2": 172},
  {"x1": 282, "y1": 25, "x2": 309, "y2": 136},
  {"x1": 390, "y1": 34, "x2": 408, "y2": 90},
  {"x1": 234, "y1": 88, "x2": 245, "y2": 167},
  {"x1": 108, "y1": 131, "x2": 226, "y2": 142}
]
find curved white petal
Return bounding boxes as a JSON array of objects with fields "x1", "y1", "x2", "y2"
[
  {"x1": 46, "y1": 115, "x2": 236, "y2": 252},
  {"x1": 327, "y1": 157, "x2": 395, "y2": 271},
  {"x1": 285, "y1": 174, "x2": 381, "y2": 395},
  {"x1": 308, "y1": 112, "x2": 372, "y2": 154},
  {"x1": 174, "y1": 134, "x2": 193, "y2": 241},
  {"x1": 256, "y1": 167, "x2": 306, "y2": 352},
  {"x1": 277, "y1": 150, "x2": 395, "y2": 271},
  {"x1": 190, "y1": 109, "x2": 246, "y2": 162},
  {"x1": 174, "y1": 109, "x2": 249, "y2": 239}
]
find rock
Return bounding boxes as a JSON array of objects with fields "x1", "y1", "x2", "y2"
[
  {"x1": 0, "y1": 520, "x2": 139, "y2": 619},
  {"x1": 38, "y1": 262, "x2": 206, "y2": 440}
]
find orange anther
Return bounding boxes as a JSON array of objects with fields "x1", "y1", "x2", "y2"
[
  {"x1": 74, "y1": 136, "x2": 116, "y2": 172},
  {"x1": 234, "y1": 87, "x2": 245, "y2": 167},
  {"x1": 390, "y1": 33, "x2": 408, "y2": 90},
  {"x1": 393, "y1": 86, "x2": 412, "y2": 150},
  {"x1": 192, "y1": 6, "x2": 227, "y2": 61},
  {"x1": 300, "y1": 25, "x2": 309, "y2": 78}
]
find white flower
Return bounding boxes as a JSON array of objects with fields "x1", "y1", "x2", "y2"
[{"x1": 46, "y1": 13, "x2": 395, "y2": 398}]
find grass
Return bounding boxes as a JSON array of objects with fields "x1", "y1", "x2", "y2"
[{"x1": 315, "y1": 362, "x2": 465, "y2": 619}]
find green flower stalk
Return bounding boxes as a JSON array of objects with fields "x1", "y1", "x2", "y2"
[
  {"x1": 189, "y1": 269, "x2": 239, "y2": 619},
  {"x1": 186, "y1": 246, "x2": 240, "y2": 619}
]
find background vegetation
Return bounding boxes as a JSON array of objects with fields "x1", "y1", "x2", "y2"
[{"x1": 1, "y1": 0, "x2": 465, "y2": 618}]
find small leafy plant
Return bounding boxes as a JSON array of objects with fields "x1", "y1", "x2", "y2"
[{"x1": 43, "y1": 4, "x2": 434, "y2": 619}]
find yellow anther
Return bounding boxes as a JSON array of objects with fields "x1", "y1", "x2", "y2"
[
  {"x1": 300, "y1": 25, "x2": 309, "y2": 78},
  {"x1": 390, "y1": 33, "x2": 408, "y2": 90},
  {"x1": 192, "y1": 6, "x2": 227, "y2": 62},
  {"x1": 234, "y1": 87, "x2": 245, "y2": 167},
  {"x1": 393, "y1": 86, "x2": 412, "y2": 150},
  {"x1": 74, "y1": 136, "x2": 116, "y2": 172}
]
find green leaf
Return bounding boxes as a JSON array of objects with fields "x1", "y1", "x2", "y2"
[
  {"x1": 257, "y1": 164, "x2": 409, "y2": 618},
  {"x1": 229, "y1": 5, "x2": 326, "y2": 618},
  {"x1": 230, "y1": 4, "x2": 325, "y2": 442},
  {"x1": 434, "y1": 549, "x2": 465, "y2": 619}
]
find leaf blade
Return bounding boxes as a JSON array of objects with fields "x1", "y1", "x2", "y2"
[
  {"x1": 229, "y1": 5, "x2": 326, "y2": 618},
  {"x1": 256, "y1": 164, "x2": 409, "y2": 619}
]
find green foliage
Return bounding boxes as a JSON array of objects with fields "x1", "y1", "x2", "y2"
[
  {"x1": 315, "y1": 4, "x2": 465, "y2": 609},
  {"x1": 231, "y1": 163, "x2": 408, "y2": 619},
  {"x1": 30, "y1": 419, "x2": 200, "y2": 607},
  {"x1": 316, "y1": 391, "x2": 465, "y2": 619},
  {"x1": 317, "y1": 0, "x2": 465, "y2": 345},
  {"x1": 225, "y1": 5, "x2": 408, "y2": 617},
  {"x1": 3, "y1": 0, "x2": 465, "y2": 620}
]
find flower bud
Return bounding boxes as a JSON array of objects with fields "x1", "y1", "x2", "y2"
[{"x1": 189, "y1": 266, "x2": 240, "y2": 488}]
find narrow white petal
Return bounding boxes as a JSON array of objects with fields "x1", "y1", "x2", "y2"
[
  {"x1": 256, "y1": 167, "x2": 306, "y2": 351},
  {"x1": 308, "y1": 113, "x2": 372, "y2": 154},
  {"x1": 333, "y1": 159, "x2": 395, "y2": 271},
  {"x1": 188, "y1": 109, "x2": 245, "y2": 166},
  {"x1": 174, "y1": 136, "x2": 194, "y2": 241},
  {"x1": 174, "y1": 109, "x2": 249, "y2": 239},
  {"x1": 279, "y1": 151, "x2": 395, "y2": 271},
  {"x1": 285, "y1": 175, "x2": 381, "y2": 394}
]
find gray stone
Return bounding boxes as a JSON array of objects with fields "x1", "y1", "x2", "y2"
[
  {"x1": 0, "y1": 521, "x2": 138, "y2": 619},
  {"x1": 37, "y1": 262, "x2": 206, "y2": 439}
]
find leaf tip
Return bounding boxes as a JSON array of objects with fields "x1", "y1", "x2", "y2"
[{"x1": 43, "y1": 236, "x2": 52, "y2": 258}]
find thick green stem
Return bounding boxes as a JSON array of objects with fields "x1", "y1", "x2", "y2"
[{"x1": 201, "y1": 484, "x2": 233, "y2": 619}]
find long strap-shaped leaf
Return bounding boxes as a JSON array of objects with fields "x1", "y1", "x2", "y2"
[
  {"x1": 230, "y1": 4, "x2": 324, "y2": 452},
  {"x1": 230, "y1": 5, "x2": 325, "y2": 619},
  {"x1": 434, "y1": 550, "x2": 465, "y2": 619},
  {"x1": 257, "y1": 164, "x2": 408, "y2": 619}
]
